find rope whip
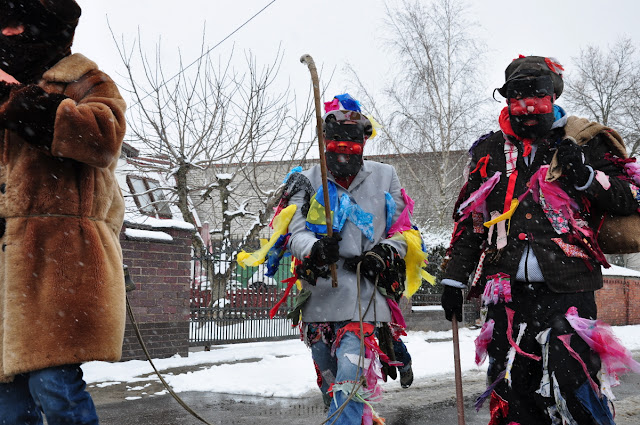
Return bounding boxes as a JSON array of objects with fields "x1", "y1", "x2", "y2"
[{"x1": 126, "y1": 295, "x2": 215, "y2": 425}]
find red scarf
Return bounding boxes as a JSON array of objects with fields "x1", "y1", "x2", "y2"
[{"x1": 499, "y1": 107, "x2": 532, "y2": 157}]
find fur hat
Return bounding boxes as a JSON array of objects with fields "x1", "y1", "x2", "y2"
[
  {"x1": 322, "y1": 93, "x2": 373, "y2": 139},
  {"x1": 497, "y1": 55, "x2": 564, "y2": 99},
  {"x1": 0, "y1": 1, "x2": 81, "y2": 24},
  {"x1": 39, "y1": 0, "x2": 82, "y2": 24}
]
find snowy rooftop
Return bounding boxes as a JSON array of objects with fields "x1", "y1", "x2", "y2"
[
  {"x1": 115, "y1": 155, "x2": 195, "y2": 235},
  {"x1": 602, "y1": 264, "x2": 640, "y2": 278}
]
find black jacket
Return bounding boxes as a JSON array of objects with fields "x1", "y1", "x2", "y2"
[{"x1": 444, "y1": 127, "x2": 637, "y2": 293}]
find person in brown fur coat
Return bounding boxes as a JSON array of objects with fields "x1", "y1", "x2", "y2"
[{"x1": 0, "y1": 1, "x2": 127, "y2": 423}]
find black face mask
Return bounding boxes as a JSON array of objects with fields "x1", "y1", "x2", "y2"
[
  {"x1": 509, "y1": 113, "x2": 555, "y2": 140},
  {"x1": 0, "y1": 2, "x2": 77, "y2": 83},
  {"x1": 326, "y1": 151, "x2": 363, "y2": 178},
  {"x1": 506, "y1": 76, "x2": 555, "y2": 139},
  {"x1": 324, "y1": 121, "x2": 365, "y2": 143}
]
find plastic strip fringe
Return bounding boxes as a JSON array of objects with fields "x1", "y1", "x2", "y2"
[
  {"x1": 482, "y1": 273, "x2": 512, "y2": 306},
  {"x1": 575, "y1": 380, "x2": 615, "y2": 425},
  {"x1": 475, "y1": 319, "x2": 495, "y2": 366},
  {"x1": 457, "y1": 171, "x2": 502, "y2": 221},
  {"x1": 237, "y1": 204, "x2": 297, "y2": 268},
  {"x1": 505, "y1": 307, "x2": 541, "y2": 362},
  {"x1": 475, "y1": 369, "x2": 506, "y2": 411},
  {"x1": 557, "y1": 334, "x2": 600, "y2": 396},
  {"x1": 565, "y1": 306, "x2": 640, "y2": 375},
  {"x1": 488, "y1": 391, "x2": 509, "y2": 425},
  {"x1": 551, "y1": 372, "x2": 578, "y2": 425},
  {"x1": 389, "y1": 229, "x2": 434, "y2": 297},
  {"x1": 505, "y1": 321, "x2": 527, "y2": 386},
  {"x1": 536, "y1": 328, "x2": 552, "y2": 398}
]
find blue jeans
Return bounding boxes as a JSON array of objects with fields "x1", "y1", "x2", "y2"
[
  {"x1": 311, "y1": 323, "x2": 366, "y2": 425},
  {"x1": 393, "y1": 338, "x2": 411, "y2": 371},
  {"x1": 0, "y1": 364, "x2": 98, "y2": 425}
]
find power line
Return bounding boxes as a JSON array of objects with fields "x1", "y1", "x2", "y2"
[{"x1": 131, "y1": 0, "x2": 278, "y2": 107}]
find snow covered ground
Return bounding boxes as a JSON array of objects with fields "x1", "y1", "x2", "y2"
[{"x1": 81, "y1": 325, "x2": 640, "y2": 399}]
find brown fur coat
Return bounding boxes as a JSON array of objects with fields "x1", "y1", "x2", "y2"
[{"x1": 0, "y1": 53, "x2": 127, "y2": 381}]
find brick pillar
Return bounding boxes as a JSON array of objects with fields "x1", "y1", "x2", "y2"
[
  {"x1": 596, "y1": 277, "x2": 628, "y2": 325},
  {"x1": 120, "y1": 224, "x2": 194, "y2": 360},
  {"x1": 628, "y1": 277, "x2": 640, "y2": 325}
]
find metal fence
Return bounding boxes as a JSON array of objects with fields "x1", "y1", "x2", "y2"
[
  {"x1": 410, "y1": 292, "x2": 441, "y2": 306},
  {"x1": 189, "y1": 247, "x2": 300, "y2": 347},
  {"x1": 188, "y1": 245, "x2": 454, "y2": 346}
]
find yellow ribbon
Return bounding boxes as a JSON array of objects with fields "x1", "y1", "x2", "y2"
[
  {"x1": 237, "y1": 204, "x2": 297, "y2": 268},
  {"x1": 389, "y1": 229, "x2": 435, "y2": 298},
  {"x1": 483, "y1": 199, "x2": 519, "y2": 228}
]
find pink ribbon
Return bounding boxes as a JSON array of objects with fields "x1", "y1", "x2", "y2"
[{"x1": 505, "y1": 307, "x2": 541, "y2": 361}]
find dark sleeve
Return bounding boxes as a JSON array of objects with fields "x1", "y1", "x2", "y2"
[
  {"x1": 583, "y1": 134, "x2": 638, "y2": 216},
  {"x1": 442, "y1": 154, "x2": 486, "y2": 284},
  {"x1": 0, "y1": 84, "x2": 67, "y2": 150}
]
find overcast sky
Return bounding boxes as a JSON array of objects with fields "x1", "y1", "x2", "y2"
[{"x1": 73, "y1": 0, "x2": 640, "y2": 124}]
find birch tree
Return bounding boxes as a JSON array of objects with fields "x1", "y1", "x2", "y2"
[
  {"x1": 350, "y1": 0, "x2": 489, "y2": 230},
  {"x1": 563, "y1": 38, "x2": 640, "y2": 156}
]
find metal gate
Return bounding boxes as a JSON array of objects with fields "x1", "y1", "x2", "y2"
[{"x1": 189, "y1": 247, "x2": 300, "y2": 346}]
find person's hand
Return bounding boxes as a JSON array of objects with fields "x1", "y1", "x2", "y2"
[
  {"x1": 0, "y1": 84, "x2": 67, "y2": 148},
  {"x1": 360, "y1": 247, "x2": 387, "y2": 281},
  {"x1": 556, "y1": 138, "x2": 591, "y2": 186},
  {"x1": 308, "y1": 234, "x2": 341, "y2": 266},
  {"x1": 359, "y1": 244, "x2": 392, "y2": 281},
  {"x1": 0, "y1": 82, "x2": 19, "y2": 104},
  {"x1": 441, "y1": 285, "x2": 463, "y2": 322},
  {"x1": 343, "y1": 244, "x2": 390, "y2": 279}
]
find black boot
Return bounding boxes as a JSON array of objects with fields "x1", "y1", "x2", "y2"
[{"x1": 399, "y1": 361, "x2": 413, "y2": 388}]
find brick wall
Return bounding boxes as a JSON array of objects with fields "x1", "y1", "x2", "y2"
[
  {"x1": 630, "y1": 277, "x2": 640, "y2": 325},
  {"x1": 120, "y1": 224, "x2": 194, "y2": 361},
  {"x1": 595, "y1": 276, "x2": 640, "y2": 325}
]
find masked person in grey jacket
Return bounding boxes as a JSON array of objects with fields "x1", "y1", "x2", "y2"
[{"x1": 282, "y1": 94, "x2": 418, "y2": 425}]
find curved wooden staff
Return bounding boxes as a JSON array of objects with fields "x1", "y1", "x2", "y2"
[
  {"x1": 299, "y1": 54, "x2": 338, "y2": 287},
  {"x1": 452, "y1": 314, "x2": 466, "y2": 425}
]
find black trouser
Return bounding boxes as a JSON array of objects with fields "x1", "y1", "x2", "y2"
[{"x1": 486, "y1": 282, "x2": 602, "y2": 425}]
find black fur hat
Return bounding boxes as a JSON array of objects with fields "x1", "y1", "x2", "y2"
[
  {"x1": 497, "y1": 55, "x2": 564, "y2": 99},
  {"x1": 39, "y1": 0, "x2": 82, "y2": 24},
  {"x1": 0, "y1": 1, "x2": 81, "y2": 25}
]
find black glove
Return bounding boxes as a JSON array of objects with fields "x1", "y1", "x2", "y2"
[
  {"x1": 0, "y1": 82, "x2": 18, "y2": 104},
  {"x1": 441, "y1": 285, "x2": 463, "y2": 322},
  {"x1": 308, "y1": 234, "x2": 341, "y2": 266},
  {"x1": 360, "y1": 244, "x2": 388, "y2": 281},
  {"x1": 297, "y1": 234, "x2": 341, "y2": 285},
  {"x1": 556, "y1": 138, "x2": 591, "y2": 187},
  {"x1": 344, "y1": 244, "x2": 406, "y2": 299},
  {"x1": 344, "y1": 244, "x2": 391, "y2": 280},
  {"x1": 0, "y1": 84, "x2": 68, "y2": 150}
]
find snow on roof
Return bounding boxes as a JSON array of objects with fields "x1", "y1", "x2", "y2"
[
  {"x1": 124, "y1": 215, "x2": 194, "y2": 230},
  {"x1": 602, "y1": 264, "x2": 640, "y2": 278},
  {"x1": 115, "y1": 156, "x2": 196, "y2": 231},
  {"x1": 124, "y1": 228, "x2": 173, "y2": 242}
]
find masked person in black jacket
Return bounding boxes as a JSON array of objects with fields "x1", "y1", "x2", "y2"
[{"x1": 441, "y1": 55, "x2": 640, "y2": 425}]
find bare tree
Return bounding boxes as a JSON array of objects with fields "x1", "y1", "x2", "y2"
[
  {"x1": 348, "y1": 0, "x2": 489, "y2": 230},
  {"x1": 114, "y1": 31, "x2": 315, "y2": 298},
  {"x1": 563, "y1": 38, "x2": 640, "y2": 156}
]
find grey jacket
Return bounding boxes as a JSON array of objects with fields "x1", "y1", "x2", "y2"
[{"x1": 287, "y1": 160, "x2": 408, "y2": 322}]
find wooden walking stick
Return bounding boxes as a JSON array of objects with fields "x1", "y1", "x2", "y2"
[
  {"x1": 300, "y1": 53, "x2": 338, "y2": 287},
  {"x1": 452, "y1": 314, "x2": 466, "y2": 425}
]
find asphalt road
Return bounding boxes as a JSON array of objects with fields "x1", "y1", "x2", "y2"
[{"x1": 87, "y1": 363, "x2": 640, "y2": 425}]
